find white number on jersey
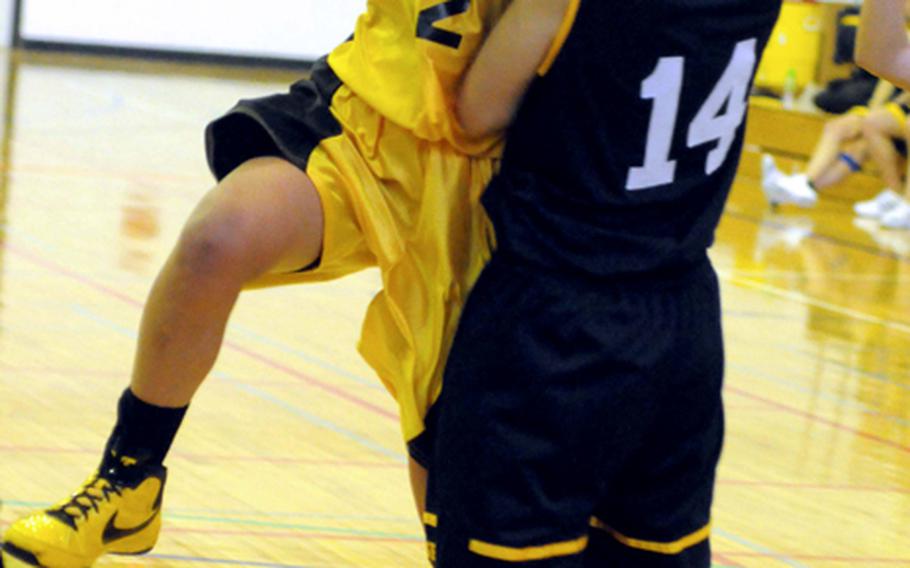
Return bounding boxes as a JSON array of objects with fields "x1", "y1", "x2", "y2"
[{"x1": 626, "y1": 38, "x2": 758, "y2": 192}]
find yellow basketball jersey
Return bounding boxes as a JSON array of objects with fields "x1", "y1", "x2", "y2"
[{"x1": 328, "y1": 0, "x2": 510, "y2": 156}]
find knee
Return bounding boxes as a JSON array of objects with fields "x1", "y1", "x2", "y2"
[
  {"x1": 173, "y1": 204, "x2": 255, "y2": 280},
  {"x1": 860, "y1": 117, "x2": 884, "y2": 139},
  {"x1": 824, "y1": 116, "x2": 854, "y2": 139}
]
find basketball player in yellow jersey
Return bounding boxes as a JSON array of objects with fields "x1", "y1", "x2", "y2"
[{"x1": 1, "y1": 2, "x2": 508, "y2": 567}]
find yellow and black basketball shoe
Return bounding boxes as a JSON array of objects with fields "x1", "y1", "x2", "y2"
[{"x1": 1, "y1": 457, "x2": 165, "y2": 568}]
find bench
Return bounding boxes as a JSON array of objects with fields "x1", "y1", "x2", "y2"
[{"x1": 739, "y1": 99, "x2": 885, "y2": 199}]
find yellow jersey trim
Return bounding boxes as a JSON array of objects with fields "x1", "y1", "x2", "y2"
[
  {"x1": 537, "y1": 0, "x2": 582, "y2": 76},
  {"x1": 468, "y1": 535, "x2": 588, "y2": 561},
  {"x1": 589, "y1": 518, "x2": 711, "y2": 555},
  {"x1": 423, "y1": 512, "x2": 438, "y2": 527},
  {"x1": 885, "y1": 101, "x2": 909, "y2": 125}
]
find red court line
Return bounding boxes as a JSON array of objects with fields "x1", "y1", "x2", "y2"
[
  {"x1": 5, "y1": 242, "x2": 399, "y2": 423},
  {"x1": 6, "y1": 161, "x2": 207, "y2": 187},
  {"x1": 725, "y1": 385, "x2": 910, "y2": 454},
  {"x1": 711, "y1": 552, "x2": 744, "y2": 567},
  {"x1": 718, "y1": 478, "x2": 910, "y2": 494},
  {"x1": 0, "y1": 364, "x2": 123, "y2": 378},
  {"x1": 161, "y1": 526, "x2": 422, "y2": 544},
  {"x1": 725, "y1": 403, "x2": 910, "y2": 427},
  {"x1": 0, "y1": 364, "x2": 302, "y2": 388},
  {"x1": 720, "y1": 551, "x2": 910, "y2": 564},
  {"x1": 0, "y1": 444, "x2": 405, "y2": 468}
]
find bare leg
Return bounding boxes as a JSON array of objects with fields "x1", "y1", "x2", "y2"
[
  {"x1": 805, "y1": 114, "x2": 863, "y2": 181},
  {"x1": 131, "y1": 157, "x2": 325, "y2": 408},
  {"x1": 812, "y1": 139, "x2": 868, "y2": 190},
  {"x1": 863, "y1": 108, "x2": 905, "y2": 191}
]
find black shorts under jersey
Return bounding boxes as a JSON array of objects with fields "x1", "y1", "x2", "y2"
[{"x1": 411, "y1": 253, "x2": 725, "y2": 567}]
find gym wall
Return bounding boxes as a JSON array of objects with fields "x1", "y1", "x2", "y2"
[{"x1": 17, "y1": 0, "x2": 366, "y2": 63}]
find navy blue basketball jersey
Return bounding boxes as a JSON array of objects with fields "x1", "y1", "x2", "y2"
[{"x1": 483, "y1": 0, "x2": 782, "y2": 276}]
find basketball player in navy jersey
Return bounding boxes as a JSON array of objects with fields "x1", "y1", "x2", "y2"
[
  {"x1": 410, "y1": 0, "x2": 783, "y2": 565},
  {"x1": 858, "y1": 0, "x2": 910, "y2": 90}
]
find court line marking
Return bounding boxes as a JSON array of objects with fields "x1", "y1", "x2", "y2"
[
  {"x1": 718, "y1": 272, "x2": 910, "y2": 336},
  {"x1": 725, "y1": 268, "x2": 905, "y2": 282},
  {"x1": 5, "y1": 241, "x2": 400, "y2": 424},
  {"x1": 718, "y1": 479, "x2": 910, "y2": 494},
  {"x1": 724, "y1": 207, "x2": 908, "y2": 263},
  {"x1": 1, "y1": 499, "x2": 417, "y2": 523},
  {"x1": 137, "y1": 553, "x2": 341, "y2": 568},
  {"x1": 729, "y1": 361, "x2": 910, "y2": 427},
  {"x1": 3, "y1": 218, "x2": 385, "y2": 391},
  {"x1": 221, "y1": 375, "x2": 407, "y2": 462},
  {"x1": 720, "y1": 551, "x2": 910, "y2": 564},
  {"x1": 0, "y1": 443, "x2": 405, "y2": 467},
  {"x1": 3, "y1": 189, "x2": 899, "y2": 566},
  {"x1": 725, "y1": 385, "x2": 910, "y2": 454},
  {"x1": 713, "y1": 528, "x2": 809, "y2": 568},
  {"x1": 67, "y1": 302, "x2": 406, "y2": 461}
]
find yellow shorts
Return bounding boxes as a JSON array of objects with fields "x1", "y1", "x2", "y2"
[{"x1": 205, "y1": 58, "x2": 496, "y2": 442}]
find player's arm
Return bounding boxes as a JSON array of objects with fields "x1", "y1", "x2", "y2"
[
  {"x1": 456, "y1": 0, "x2": 572, "y2": 138},
  {"x1": 856, "y1": 0, "x2": 910, "y2": 90}
]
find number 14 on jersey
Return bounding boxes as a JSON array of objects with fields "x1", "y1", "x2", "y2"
[{"x1": 626, "y1": 39, "x2": 758, "y2": 191}]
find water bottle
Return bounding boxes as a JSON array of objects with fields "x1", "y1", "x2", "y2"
[{"x1": 782, "y1": 68, "x2": 797, "y2": 110}]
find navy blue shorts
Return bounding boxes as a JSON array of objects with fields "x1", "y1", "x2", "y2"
[{"x1": 412, "y1": 253, "x2": 724, "y2": 567}]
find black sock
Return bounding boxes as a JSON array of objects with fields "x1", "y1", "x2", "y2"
[{"x1": 101, "y1": 388, "x2": 188, "y2": 475}]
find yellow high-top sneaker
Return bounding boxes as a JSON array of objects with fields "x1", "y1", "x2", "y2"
[{"x1": 2, "y1": 463, "x2": 165, "y2": 568}]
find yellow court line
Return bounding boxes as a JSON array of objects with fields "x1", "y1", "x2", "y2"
[{"x1": 719, "y1": 272, "x2": 910, "y2": 336}]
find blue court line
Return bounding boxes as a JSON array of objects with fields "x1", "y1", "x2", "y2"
[
  {"x1": 792, "y1": 346, "x2": 910, "y2": 390},
  {"x1": 724, "y1": 310, "x2": 808, "y2": 322},
  {"x1": 70, "y1": 304, "x2": 137, "y2": 338},
  {"x1": 5, "y1": 223, "x2": 379, "y2": 392},
  {"x1": 153, "y1": 507, "x2": 414, "y2": 522},
  {"x1": 4, "y1": 499, "x2": 781, "y2": 568},
  {"x1": 156, "y1": 512, "x2": 422, "y2": 540},
  {"x1": 139, "y1": 553, "x2": 327, "y2": 568},
  {"x1": 1, "y1": 500, "x2": 418, "y2": 527},
  {"x1": 0, "y1": 222, "x2": 58, "y2": 256},
  {"x1": 218, "y1": 375, "x2": 406, "y2": 463},
  {"x1": 713, "y1": 528, "x2": 810, "y2": 568},
  {"x1": 726, "y1": 328, "x2": 910, "y2": 391},
  {"x1": 729, "y1": 362, "x2": 910, "y2": 429},
  {"x1": 2, "y1": 500, "x2": 418, "y2": 540},
  {"x1": 68, "y1": 304, "x2": 406, "y2": 462},
  {"x1": 229, "y1": 325, "x2": 383, "y2": 390}
]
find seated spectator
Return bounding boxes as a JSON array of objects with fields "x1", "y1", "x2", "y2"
[{"x1": 762, "y1": 82, "x2": 909, "y2": 217}]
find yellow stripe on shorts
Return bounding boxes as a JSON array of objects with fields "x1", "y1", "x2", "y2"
[
  {"x1": 468, "y1": 535, "x2": 589, "y2": 561},
  {"x1": 589, "y1": 518, "x2": 711, "y2": 555},
  {"x1": 423, "y1": 512, "x2": 438, "y2": 527}
]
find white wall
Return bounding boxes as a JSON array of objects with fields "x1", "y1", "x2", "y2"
[
  {"x1": 20, "y1": 0, "x2": 366, "y2": 60},
  {"x1": 0, "y1": 0, "x2": 13, "y2": 46}
]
